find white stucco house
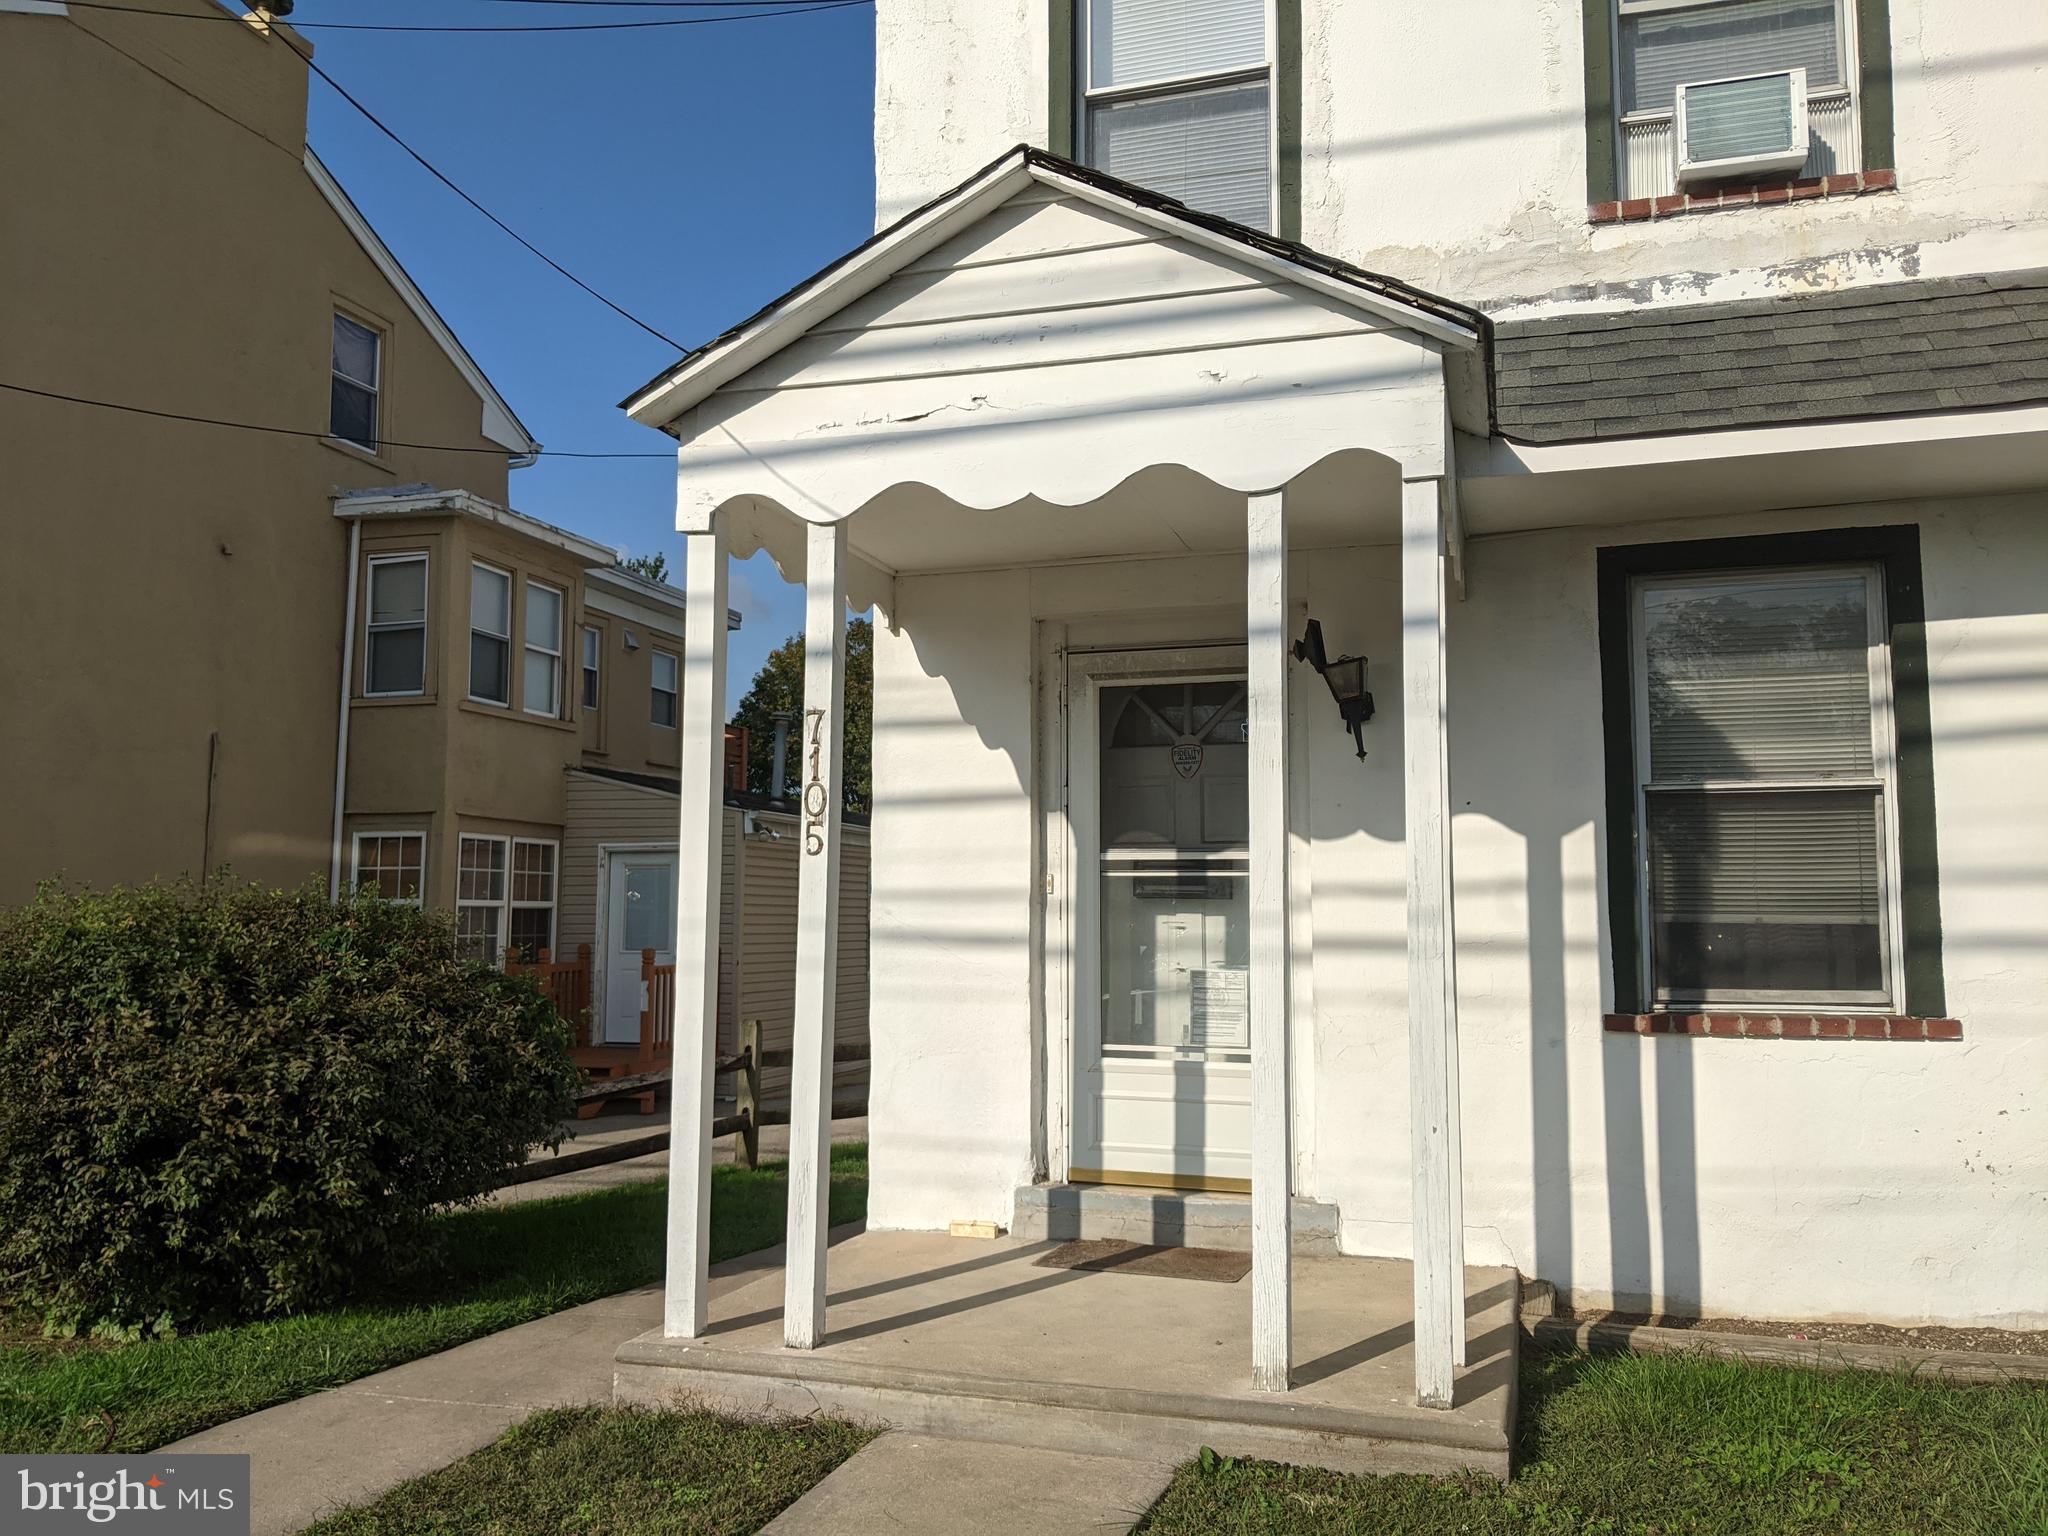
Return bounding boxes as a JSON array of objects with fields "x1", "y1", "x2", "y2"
[{"x1": 619, "y1": 0, "x2": 2047, "y2": 1422}]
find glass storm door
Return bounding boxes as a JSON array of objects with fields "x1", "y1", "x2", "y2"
[
  {"x1": 606, "y1": 852, "x2": 678, "y2": 1045},
  {"x1": 1072, "y1": 668, "x2": 1254, "y2": 1189}
]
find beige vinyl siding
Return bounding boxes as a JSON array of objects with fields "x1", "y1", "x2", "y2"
[
  {"x1": 558, "y1": 771, "x2": 738, "y2": 1050},
  {"x1": 737, "y1": 809, "x2": 872, "y2": 1107},
  {"x1": 560, "y1": 771, "x2": 869, "y2": 1099}
]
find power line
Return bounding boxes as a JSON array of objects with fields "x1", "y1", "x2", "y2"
[
  {"x1": 1, "y1": 381, "x2": 674, "y2": 458},
  {"x1": 56, "y1": 0, "x2": 870, "y2": 33},
  {"x1": 305, "y1": 56, "x2": 687, "y2": 351}
]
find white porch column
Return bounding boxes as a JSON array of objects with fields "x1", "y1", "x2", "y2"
[
  {"x1": 1401, "y1": 471, "x2": 1462, "y2": 1408},
  {"x1": 664, "y1": 522, "x2": 730, "y2": 1338},
  {"x1": 785, "y1": 520, "x2": 847, "y2": 1349},
  {"x1": 1246, "y1": 488, "x2": 1293, "y2": 1393}
]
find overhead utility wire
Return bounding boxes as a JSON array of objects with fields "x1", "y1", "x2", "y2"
[
  {"x1": 55, "y1": 0, "x2": 870, "y2": 33},
  {"x1": 0, "y1": 381, "x2": 674, "y2": 458},
  {"x1": 303, "y1": 55, "x2": 687, "y2": 351}
]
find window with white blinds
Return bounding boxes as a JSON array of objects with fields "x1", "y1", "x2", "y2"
[
  {"x1": 1619, "y1": 0, "x2": 1843, "y2": 117},
  {"x1": 1080, "y1": 0, "x2": 1273, "y2": 231},
  {"x1": 1632, "y1": 567, "x2": 1900, "y2": 1007}
]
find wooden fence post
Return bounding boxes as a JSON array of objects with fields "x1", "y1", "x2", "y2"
[{"x1": 738, "y1": 1018, "x2": 761, "y2": 1170}]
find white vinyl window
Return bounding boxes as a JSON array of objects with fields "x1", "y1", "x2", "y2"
[
  {"x1": 1630, "y1": 566, "x2": 1903, "y2": 1010},
  {"x1": 523, "y1": 580, "x2": 564, "y2": 718},
  {"x1": 1614, "y1": 0, "x2": 1859, "y2": 198},
  {"x1": 581, "y1": 625, "x2": 602, "y2": 711},
  {"x1": 468, "y1": 563, "x2": 511, "y2": 706},
  {"x1": 509, "y1": 839, "x2": 558, "y2": 960},
  {"x1": 364, "y1": 553, "x2": 427, "y2": 697},
  {"x1": 351, "y1": 832, "x2": 424, "y2": 904},
  {"x1": 1078, "y1": 0, "x2": 1274, "y2": 231},
  {"x1": 456, "y1": 834, "x2": 509, "y2": 961},
  {"x1": 651, "y1": 649, "x2": 678, "y2": 728},
  {"x1": 330, "y1": 312, "x2": 381, "y2": 452}
]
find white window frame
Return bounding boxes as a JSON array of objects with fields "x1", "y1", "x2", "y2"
[
  {"x1": 1074, "y1": 0, "x2": 1279, "y2": 233},
  {"x1": 1612, "y1": 0, "x2": 1859, "y2": 193},
  {"x1": 330, "y1": 311, "x2": 382, "y2": 453},
  {"x1": 350, "y1": 830, "x2": 425, "y2": 906},
  {"x1": 651, "y1": 648, "x2": 679, "y2": 728},
  {"x1": 581, "y1": 624, "x2": 602, "y2": 712},
  {"x1": 523, "y1": 579, "x2": 564, "y2": 719},
  {"x1": 468, "y1": 561, "x2": 513, "y2": 708},
  {"x1": 456, "y1": 833, "x2": 510, "y2": 962},
  {"x1": 1628, "y1": 563, "x2": 1906, "y2": 1012},
  {"x1": 363, "y1": 552, "x2": 428, "y2": 698},
  {"x1": 508, "y1": 837, "x2": 560, "y2": 960}
]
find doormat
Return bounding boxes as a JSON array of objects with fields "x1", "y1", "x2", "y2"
[{"x1": 1032, "y1": 1238, "x2": 1252, "y2": 1283}]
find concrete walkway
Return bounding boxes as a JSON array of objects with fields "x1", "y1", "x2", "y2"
[
  {"x1": 162, "y1": 1231, "x2": 855, "y2": 1535},
  {"x1": 765, "y1": 1433, "x2": 1175, "y2": 1535},
  {"x1": 490, "y1": 1110, "x2": 869, "y2": 1205}
]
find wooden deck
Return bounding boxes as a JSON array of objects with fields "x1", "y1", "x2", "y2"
[{"x1": 507, "y1": 946, "x2": 675, "y2": 1118}]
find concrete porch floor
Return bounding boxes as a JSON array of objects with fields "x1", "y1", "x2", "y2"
[{"x1": 615, "y1": 1231, "x2": 1519, "y2": 1479}]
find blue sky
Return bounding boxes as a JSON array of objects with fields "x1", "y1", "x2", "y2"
[{"x1": 305, "y1": 0, "x2": 877, "y2": 701}]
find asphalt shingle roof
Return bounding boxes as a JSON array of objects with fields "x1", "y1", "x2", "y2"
[{"x1": 1492, "y1": 268, "x2": 2048, "y2": 443}]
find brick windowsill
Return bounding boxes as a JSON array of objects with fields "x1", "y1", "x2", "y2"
[
  {"x1": 1590, "y1": 168, "x2": 1897, "y2": 226},
  {"x1": 1604, "y1": 1013, "x2": 1961, "y2": 1041}
]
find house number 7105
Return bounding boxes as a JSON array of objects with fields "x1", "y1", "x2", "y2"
[{"x1": 803, "y1": 707, "x2": 828, "y2": 855}]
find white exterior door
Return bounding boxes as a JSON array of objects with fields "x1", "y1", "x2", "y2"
[
  {"x1": 1071, "y1": 657, "x2": 1254, "y2": 1189},
  {"x1": 605, "y1": 850, "x2": 678, "y2": 1045}
]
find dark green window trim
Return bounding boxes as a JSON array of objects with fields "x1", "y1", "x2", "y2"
[
  {"x1": 1855, "y1": 0, "x2": 1894, "y2": 170},
  {"x1": 1596, "y1": 525, "x2": 1945, "y2": 1018},
  {"x1": 1583, "y1": 0, "x2": 1895, "y2": 206},
  {"x1": 1582, "y1": 1, "x2": 1619, "y2": 205},
  {"x1": 1049, "y1": 0, "x2": 1301, "y2": 238}
]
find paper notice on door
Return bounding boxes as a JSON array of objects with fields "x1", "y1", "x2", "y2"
[{"x1": 1187, "y1": 967, "x2": 1249, "y2": 1050}]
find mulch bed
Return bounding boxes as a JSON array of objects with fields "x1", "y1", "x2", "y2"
[{"x1": 1554, "y1": 1307, "x2": 2048, "y2": 1357}]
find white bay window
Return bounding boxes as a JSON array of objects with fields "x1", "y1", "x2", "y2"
[
  {"x1": 1078, "y1": 0, "x2": 1273, "y2": 231},
  {"x1": 1631, "y1": 566, "x2": 1901, "y2": 1009}
]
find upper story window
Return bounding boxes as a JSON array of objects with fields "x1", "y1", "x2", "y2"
[
  {"x1": 523, "y1": 580, "x2": 564, "y2": 719},
  {"x1": 469, "y1": 563, "x2": 512, "y2": 706},
  {"x1": 331, "y1": 313, "x2": 381, "y2": 452},
  {"x1": 581, "y1": 625, "x2": 602, "y2": 711},
  {"x1": 1613, "y1": 0, "x2": 1860, "y2": 200},
  {"x1": 364, "y1": 553, "x2": 427, "y2": 697},
  {"x1": 1630, "y1": 565, "x2": 1900, "y2": 1010},
  {"x1": 1077, "y1": 0, "x2": 1273, "y2": 231},
  {"x1": 651, "y1": 649, "x2": 679, "y2": 728}
]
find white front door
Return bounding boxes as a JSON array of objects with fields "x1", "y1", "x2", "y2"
[
  {"x1": 1071, "y1": 660, "x2": 1254, "y2": 1189},
  {"x1": 605, "y1": 850, "x2": 679, "y2": 1045}
]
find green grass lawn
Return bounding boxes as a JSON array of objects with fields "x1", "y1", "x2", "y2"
[
  {"x1": 301, "y1": 1406, "x2": 874, "y2": 1536},
  {"x1": 1138, "y1": 1345, "x2": 2048, "y2": 1536},
  {"x1": 0, "y1": 1144, "x2": 868, "y2": 1456}
]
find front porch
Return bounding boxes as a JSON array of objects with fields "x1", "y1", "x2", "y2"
[{"x1": 615, "y1": 1230, "x2": 1518, "y2": 1479}]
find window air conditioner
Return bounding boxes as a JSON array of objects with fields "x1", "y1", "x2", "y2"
[{"x1": 1674, "y1": 67, "x2": 1809, "y2": 188}]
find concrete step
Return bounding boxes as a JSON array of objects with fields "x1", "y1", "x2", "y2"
[{"x1": 1011, "y1": 1183, "x2": 1342, "y2": 1257}]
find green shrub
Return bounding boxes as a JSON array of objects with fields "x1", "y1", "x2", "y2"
[{"x1": 0, "y1": 879, "x2": 582, "y2": 1334}]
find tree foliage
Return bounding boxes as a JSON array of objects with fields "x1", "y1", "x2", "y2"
[
  {"x1": 617, "y1": 551, "x2": 669, "y2": 584},
  {"x1": 729, "y1": 618, "x2": 872, "y2": 813}
]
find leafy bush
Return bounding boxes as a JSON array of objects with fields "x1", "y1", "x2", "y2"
[{"x1": 0, "y1": 880, "x2": 582, "y2": 1334}]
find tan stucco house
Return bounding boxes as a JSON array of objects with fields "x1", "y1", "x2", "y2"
[{"x1": 0, "y1": 0, "x2": 868, "y2": 1088}]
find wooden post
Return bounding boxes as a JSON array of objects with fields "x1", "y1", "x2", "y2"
[
  {"x1": 577, "y1": 943, "x2": 594, "y2": 1045},
  {"x1": 1402, "y1": 471, "x2": 1459, "y2": 1408},
  {"x1": 784, "y1": 519, "x2": 846, "y2": 1351},
  {"x1": 663, "y1": 522, "x2": 729, "y2": 1340},
  {"x1": 638, "y1": 948, "x2": 657, "y2": 1072},
  {"x1": 1247, "y1": 488, "x2": 1293, "y2": 1393}
]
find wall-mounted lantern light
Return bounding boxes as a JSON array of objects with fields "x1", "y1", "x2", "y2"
[{"x1": 1292, "y1": 619, "x2": 1375, "y2": 759}]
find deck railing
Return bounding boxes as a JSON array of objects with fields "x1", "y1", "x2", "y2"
[
  {"x1": 639, "y1": 950, "x2": 676, "y2": 1071},
  {"x1": 504, "y1": 944, "x2": 595, "y2": 1045}
]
